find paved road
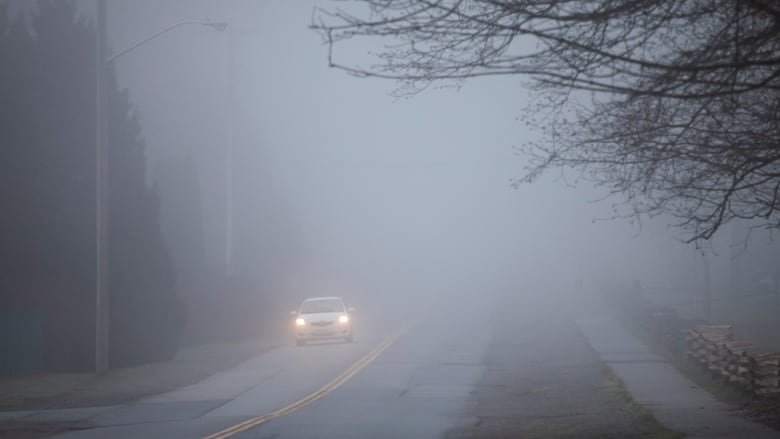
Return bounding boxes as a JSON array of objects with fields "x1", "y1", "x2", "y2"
[
  {"x1": 6, "y1": 288, "x2": 779, "y2": 438},
  {"x1": 43, "y1": 292, "x2": 493, "y2": 439}
]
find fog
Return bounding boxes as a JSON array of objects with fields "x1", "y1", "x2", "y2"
[
  {"x1": 88, "y1": 0, "x2": 696, "y2": 304},
  {"x1": 0, "y1": 0, "x2": 728, "y2": 366},
  {"x1": 5, "y1": 1, "x2": 780, "y2": 437}
]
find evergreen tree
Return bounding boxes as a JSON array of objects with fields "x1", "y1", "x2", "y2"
[
  {"x1": 0, "y1": 0, "x2": 183, "y2": 370},
  {"x1": 154, "y1": 153, "x2": 208, "y2": 292}
]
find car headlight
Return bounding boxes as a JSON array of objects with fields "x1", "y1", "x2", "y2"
[
  {"x1": 338, "y1": 315, "x2": 349, "y2": 324},
  {"x1": 295, "y1": 317, "x2": 306, "y2": 326}
]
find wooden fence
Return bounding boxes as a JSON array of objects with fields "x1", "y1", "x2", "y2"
[{"x1": 686, "y1": 325, "x2": 780, "y2": 396}]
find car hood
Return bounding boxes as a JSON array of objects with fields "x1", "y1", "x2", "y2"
[{"x1": 298, "y1": 312, "x2": 344, "y2": 322}]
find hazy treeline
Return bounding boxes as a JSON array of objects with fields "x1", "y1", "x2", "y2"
[
  {"x1": 0, "y1": 0, "x2": 307, "y2": 375},
  {"x1": 0, "y1": 0, "x2": 183, "y2": 370}
]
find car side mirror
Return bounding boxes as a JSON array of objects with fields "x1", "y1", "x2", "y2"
[
  {"x1": 290, "y1": 310, "x2": 298, "y2": 316},
  {"x1": 348, "y1": 307, "x2": 356, "y2": 313}
]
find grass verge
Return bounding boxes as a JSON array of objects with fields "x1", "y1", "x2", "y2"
[
  {"x1": 0, "y1": 336, "x2": 283, "y2": 411},
  {"x1": 617, "y1": 314, "x2": 751, "y2": 407},
  {"x1": 603, "y1": 371, "x2": 683, "y2": 439}
]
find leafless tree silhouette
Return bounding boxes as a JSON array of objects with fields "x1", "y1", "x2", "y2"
[{"x1": 312, "y1": 0, "x2": 780, "y2": 241}]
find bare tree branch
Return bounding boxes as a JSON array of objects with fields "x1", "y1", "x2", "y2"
[{"x1": 312, "y1": 0, "x2": 780, "y2": 242}]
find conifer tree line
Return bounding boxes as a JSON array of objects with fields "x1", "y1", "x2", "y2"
[{"x1": 0, "y1": 0, "x2": 183, "y2": 370}]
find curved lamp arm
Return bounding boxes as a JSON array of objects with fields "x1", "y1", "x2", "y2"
[{"x1": 107, "y1": 20, "x2": 228, "y2": 63}]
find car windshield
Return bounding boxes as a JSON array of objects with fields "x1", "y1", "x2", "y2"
[{"x1": 300, "y1": 299, "x2": 344, "y2": 314}]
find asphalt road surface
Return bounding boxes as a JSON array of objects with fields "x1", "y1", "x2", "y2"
[{"x1": 52, "y1": 291, "x2": 494, "y2": 439}]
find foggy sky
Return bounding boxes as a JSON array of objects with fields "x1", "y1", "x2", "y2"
[{"x1": 70, "y1": 0, "x2": 700, "y2": 301}]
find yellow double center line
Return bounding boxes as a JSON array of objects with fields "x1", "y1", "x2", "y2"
[{"x1": 204, "y1": 326, "x2": 408, "y2": 439}]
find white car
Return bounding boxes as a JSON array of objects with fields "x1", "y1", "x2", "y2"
[{"x1": 292, "y1": 296, "x2": 354, "y2": 346}]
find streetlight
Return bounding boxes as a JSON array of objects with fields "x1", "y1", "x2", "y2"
[
  {"x1": 95, "y1": 0, "x2": 227, "y2": 373},
  {"x1": 107, "y1": 20, "x2": 227, "y2": 63}
]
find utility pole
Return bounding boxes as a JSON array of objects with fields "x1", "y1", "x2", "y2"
[{"x1": 95, "y1": 0, "x2": 110, "y2": 374}]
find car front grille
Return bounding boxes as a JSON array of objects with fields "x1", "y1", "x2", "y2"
[{"x1": 310, "y1": 320, "x2": 334, "y2": 327}]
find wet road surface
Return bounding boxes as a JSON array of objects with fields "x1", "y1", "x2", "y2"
[{"x1": 50, "y1": 292, "x2": 493, "y2": 439}]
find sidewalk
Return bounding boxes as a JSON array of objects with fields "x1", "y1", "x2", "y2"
[
  {"x1": 446, "y1": 288, "x2": 780, "y2": 439},
  {"x1": 565, "y1": 285, "x2": 780, "y2": 438},
  {"x1": 446, "y1": 290, "x2": 681, "y2": 438},
  {"x1": 576, "y1": 315, "x2": 780, "y2": 438}
]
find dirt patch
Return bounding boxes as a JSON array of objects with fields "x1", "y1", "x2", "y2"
[
  {"x1": 446, "y1": 292, "x2": 681, "y2": 439},
  {"x1": 738, "y1": 398, "x2": 780, "y2": 431}
]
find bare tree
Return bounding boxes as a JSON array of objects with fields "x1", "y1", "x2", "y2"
[{"x1": 312, "y1": 0, "x2": 780, "y2": 241}]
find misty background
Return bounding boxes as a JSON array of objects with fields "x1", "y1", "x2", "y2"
[
  {"x1": 2, "y1": 0, "x2": 775, "y2": 375},
  {"x1": 92, "y1": 0, "x2": 691, "y2": 288}
]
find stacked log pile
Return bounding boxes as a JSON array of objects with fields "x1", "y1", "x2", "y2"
[{"x1": 686, "y1": 325, "x2": 780, "y2": 397}]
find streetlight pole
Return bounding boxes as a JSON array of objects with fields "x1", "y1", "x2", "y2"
[
  {"x1": 225, "y1": 29, "x2": 235, "y2": 276},
  {"x1": 95, "y1": 0, "x2": 109, "y2": 374},
  {"x1": 94, "y1": 0, "x2": 227, "y2": 373}
]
